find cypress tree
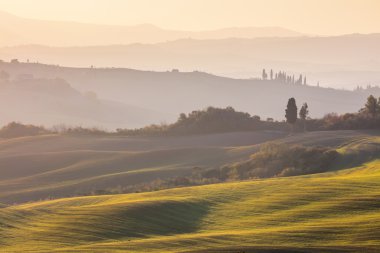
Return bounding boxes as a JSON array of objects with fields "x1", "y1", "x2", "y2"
[
  {"x1": 299, "y1": 103, "x2": 309, "y2": 131},
  {"x1": 285, "y1": 98, "x2": 298, "y2": 131}
]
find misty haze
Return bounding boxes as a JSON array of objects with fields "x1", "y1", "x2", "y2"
[{"x1": 1, "y1": 1, "x2": 380, "y2": 252}]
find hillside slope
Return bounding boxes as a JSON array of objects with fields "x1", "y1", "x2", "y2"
[
  {"x1": 0, "y1": 130, "x2": 378, "y2": 204},
  {"x1": 0, "y1": 131, "x2": 285, "y2": 204},
  {"x1": 0, "y1": 78, "x2": 167, "y2": 128},
  {"x1": 1, "y1": 153, "x2": 380, "y2": 252},
  {"x1": 0, "y1": 62, "x2": 377, "y2": 120}
]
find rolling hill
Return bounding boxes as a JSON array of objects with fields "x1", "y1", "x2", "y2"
[
  {"x1": 1, "y1": 139, "x2": 380, "y2": 252},
  {"x1": 0, "y1": 131, "x2": 285, "y2": 204},
  {"x1": 1, "y1": 34, "x2": 380, "y2": 88},
  {"x1": 0, "y1": 61, "x2": 378, "y2": 122},
  {"x1": 0, "y1": 77, "x2": 168, "y2": 128},
  {"x1": 1, "y1": 130, "x2": 379, "y2": 204},
  {"x1": 0, "y1": 10, "x2": 379, "y2": 87}
]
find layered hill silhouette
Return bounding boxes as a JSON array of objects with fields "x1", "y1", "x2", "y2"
[
  {"x1": 0, "y1": 61, "x2": 378, "y2": 125},
  {"x1": 0, "y1": 77, "x2": 167, "y2": 128},
  {"x1": 0, "y1": 10, "x2": 303, "y2": 47},
  {"x1": 1, "y1": 10, "x2": 379, "y2": 87},
  {"x1": 1, "y1": 34, "x2": 380, "y2": 88}
]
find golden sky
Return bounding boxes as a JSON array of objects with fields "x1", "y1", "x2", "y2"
[{"x1": 0, "y1": 0, "x2": 379, "y2": 35}]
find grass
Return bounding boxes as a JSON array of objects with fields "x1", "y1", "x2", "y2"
[
  {"x1": 1, "y1": 157, "x2": 380, "y2": 252},
  {"x1": 1, "y1": 130, "x2": 378, "y2": 204},
  {"x1": 0, "y1": 132, "x2": 273, "y2": 203},
  {"x1": 1, "y1": 130, "x2": 380, "y2": 252}
]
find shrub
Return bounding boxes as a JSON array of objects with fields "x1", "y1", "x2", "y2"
[
  {"x1": 0, "y1": 122, "x2": 50, "y2": 138},
  {"x1": 201, "y1": 143, "x2": 339, "y2": 180}
]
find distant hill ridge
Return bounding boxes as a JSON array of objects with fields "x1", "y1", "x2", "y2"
[
  {"x1": 0, "y1": 75, "x2": 168, "y2": 128},
  {"x1": 0, "y1": 10, "x2": 304, "y2": 47},
  {"x1": 0, "y1": 60, "x2": 378, "y2": 124},
  {"x1": 1, "y1": 32, "x2": 380, "y2": 88}
]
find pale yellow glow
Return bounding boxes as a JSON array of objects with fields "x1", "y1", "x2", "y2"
[{"x1": 0, "y1": 0, "x2": 379, "y2": 35}]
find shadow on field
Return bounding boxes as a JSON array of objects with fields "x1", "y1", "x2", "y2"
[
  {"x1": 86, "y1": 200, "x2": 211, "y2": 240},
  {"x1": 184, "y1": 246, "x2": 379, "y2": 253}
]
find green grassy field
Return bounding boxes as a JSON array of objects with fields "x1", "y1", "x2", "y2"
[{"x1": 1, "y1": 145, "x2": 380, "y2": 252}]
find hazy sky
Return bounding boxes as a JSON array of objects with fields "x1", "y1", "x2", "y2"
[{"x1": 0, "y1": 0, "x2": 379, "y2": 35}]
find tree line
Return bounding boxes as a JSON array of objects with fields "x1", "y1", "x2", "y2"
[
  {"x1": 262, "y1": 69, "x2": 307, "y2": 85},
  {"x1": 1, "y1": 95, "x2": 380, "y2": 138},
  {"x1": 118, "y1": 95, "x2": 380, "y2": 136}
]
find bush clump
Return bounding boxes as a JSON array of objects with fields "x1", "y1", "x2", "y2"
[
  {"x1": 0, "y1": 122, "x2": 50, "y2": 138},
  {"x1": 202, "y1": 143, "x2": 339, "y2": 180}
]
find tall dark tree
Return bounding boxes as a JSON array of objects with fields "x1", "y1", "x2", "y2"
[
  {"x1": 296, "y1": 75, "x2": 303, "y2": 85},
  {"x1": 262, "y1": 69, "x2": 268, "y2": 80},
  {"x1": 270, "y1": 69, "x2": 273, "y2": 80},
  {"x1": 285, "y1": 98, "x2": 298, "y2": 131},
  {"x1": 299, "y1": 103, "x2": 309, "y2": 131},
  {"x1": 303, "y1": 76, "x2": 307, "y2": 85},
  {"x1": 365, "y1": 95, "x2": 378, "y2": 116}
]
